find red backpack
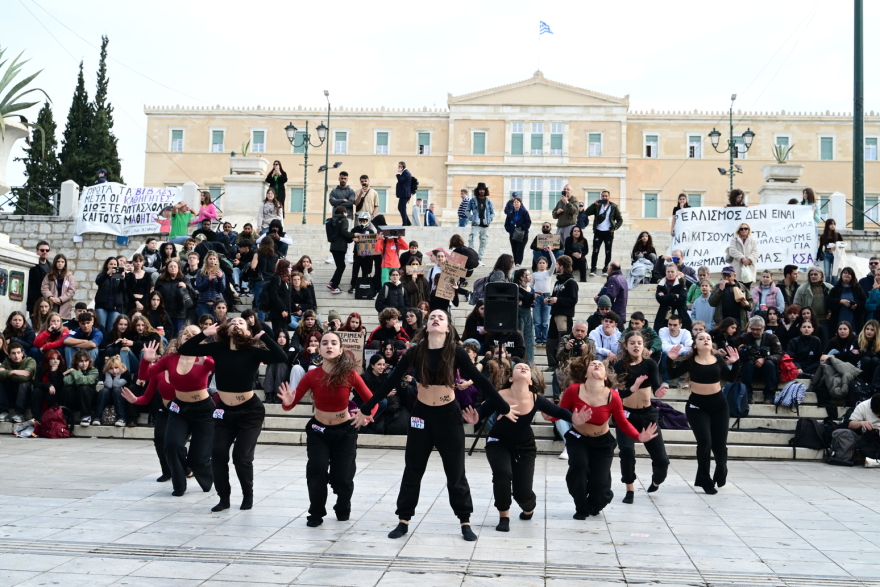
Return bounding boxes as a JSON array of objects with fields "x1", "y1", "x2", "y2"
[
  {"x1": 38, "y1": 406, "x2": 73, "y2": 439},
  {"x1": 779, "y1": 354, "x2": 799, "y2": 383}
]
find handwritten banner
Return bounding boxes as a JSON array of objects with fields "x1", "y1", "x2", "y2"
[
  {"x1": 670, "y1": 204, "x2": 818, "y2": 272},
  {"x1": 436, "y1": 258, "x2": 467, "y2": 301},
  {"x1": 537, "y1": 234, "x2": 562, "y2": 250},
  {"x1": 75, "y1": 182, "x2": 181, "y2": 236},
  {"x1": 336, "y1": 331, "x2": 366, "y2": 365}
]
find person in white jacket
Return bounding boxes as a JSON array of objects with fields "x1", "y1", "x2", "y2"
[
  {"x1": 589, "y1": 312, "x2": 621, "y2": 361},
  {"x1": 727, "y1": 222, "x2": 759, "y2": 287},
  {"x1": 658, "y1": 314, "x2": 693, "y2": 385}
]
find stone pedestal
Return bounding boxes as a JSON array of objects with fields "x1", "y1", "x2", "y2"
[
  {"x1": 223, "y1": 157, "x2": 269, "y2": 230},
  {"x1": 758, "y1": 163, "x2": 807, "y2": 205},
  {"x1": 59, "y1": 180, "x2": 80, "y2": 218},
  {"x1": 0, "y1": 232, "x2": 38, "y2": 319}
]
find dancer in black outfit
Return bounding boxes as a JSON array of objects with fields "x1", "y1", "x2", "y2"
[
  {"x1": 354, "y1": 309, "x2": 511, "y2": 541},
  {"x1": 179, "y1": 316, "x2": 287, "y2": 512},
  {"x1": 613, "y1": 331, "x2": 670, "y2": 503},
  {"x1": 666, "y1": 332, "x2": 740, "y2": 494},
  {"x1": 463, "y1": 362, "x2": 586, "y2": 532}
]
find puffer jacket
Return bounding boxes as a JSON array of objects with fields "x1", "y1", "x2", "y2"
[{"x1": 811, "y1": 356, "x2": 862, "y2": 401}]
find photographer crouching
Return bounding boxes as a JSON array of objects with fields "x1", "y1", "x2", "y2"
[{"x1": 735, "y1": 315, "x2": 782, "y2": 404}]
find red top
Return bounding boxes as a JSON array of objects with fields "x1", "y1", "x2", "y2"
[
  {"x1": 375, "y1": 236, "x2": 409, "y2": 269},
  {"x1": 283, "y1": 367, "x2": 378, "y2": 417},
  {"x1": 138, "y1": 354, "x2": 215, "y2": 392},
  {"x1": 556, "y1": 384, "x2": 641, "y2": 441},
  {"x1": 34, "y1": 328, "x2": 70, "y2": 350},
  {"x1": 135, "y1": 373, "x2": 176, "y2": 405}
]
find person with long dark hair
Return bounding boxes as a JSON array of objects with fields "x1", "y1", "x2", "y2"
[
  {"x1": 666, "y1": 333, "x2": 740, "y2": 494},
  {"x1": 828, "y1": 267, "x2": 867, "y2": 333},
  {"x1": 3, "y1": 311, "x2": 35, "y2": 357},
  {"x1": 726, "y1": 188, "x2": 747, "y2": 208},
  {"x1": 670, "y1": 193, "x2": 690, "y2": 236},
  {"x1": 257, "y1": 188, "x2": 283, "y2": 234},
  {"x1": 94, "y1": 257, "x2": 127, "y2": 330},
  {"x1": 631, "y1": 231, "x2": 657, "y2": 264},
  {"x1": 819, "y1": 219, "x2": 844, "y2": 284},
  {"x1": 40, "y1": 253, "x2": 76, "y2": 320},
  {"x1": 265, "y1": 161, "x2": 288, "y2": 207},
  {"x1": 654, "y1": 264, "x2": 691, "y2": 331},
  {"x1": 504, "y1": 196, "x2": 531, "y2": 267},
  {"x1": 402, "y1": 257, "x2": 430, "y2": 307},
  {"x1": 402, "y1": 308, "x2": 422, "y2": 339},
  {"x1": 546, "y1": 255, "x2": 579, "y2": 370},
  {"x1": 564, "y1": 226, "x2": 589, "y2": 282},
  {"x1": 354, "y1": 309, "x2": 511, "y2": 541},
  {"x1": 277, "y1": 331, "x2": 377, "y2": 526},
  {"x1": 488, "y1": 254, "x2": 514, "y2": 283},
  {"x1": 289, "y1": 271, "x2": 316, "y2": 330},
  {"x1": 179, "y1": 317, "x2": 287, "y2": 512},
  {"x1": 32, "y1": 349, "x2": 67, "y2": 421},
  {"x1": 125, "y1": 254, "x2": 152, "y2": 314},
  {"x1": 263, "y1": 258, "x2": 293, "y2": 337},
  {"x1": 143, "y1": 292, "x2": 172, "y2": 334}
]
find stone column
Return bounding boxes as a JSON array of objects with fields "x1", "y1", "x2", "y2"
[
  {"x1": 59, "y1": 180, "x2": 80, "y2": 218},
  {"x1": 223, "y1": 157, "x2": 269, "y2": 229}
]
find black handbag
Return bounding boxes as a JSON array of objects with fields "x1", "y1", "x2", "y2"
[
  {"x1": 179, "y1": 286, "x2": 194, "y2": 310},
  {"x1": 512, "y1": 228, "x2": 526, "y2": 242}
]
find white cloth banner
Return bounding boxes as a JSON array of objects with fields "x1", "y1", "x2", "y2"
[
  {"x1": 670, "y1": 204, "x2": 817, "y2": 272},
  {"x1": 75, "y1": 182, "x2": 181, "y2": 236}
]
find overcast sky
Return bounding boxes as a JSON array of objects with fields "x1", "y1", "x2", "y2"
[{"x1": 4, "y1": 0, "x2": 878, "y2": 187}]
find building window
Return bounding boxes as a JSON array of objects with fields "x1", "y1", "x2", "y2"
[
  {"x1": 170, "y1": 129, "x2": 183, "y2": 152},
  {"x1": 530, "y1": 123, "x2": 543, "y2": 155},
  {"x1": 732, "y1": 136, "x2": 748, "y2": 159},
  {"x1": 588, "y1": 133, "x2": 602, "y2": 157},
  {"x1": 211, "y1": 130, "x2": 225, "y2": 153},
  {"x1": 645, "y1": 134, "x2": 658, "y2": 158},
  {"x1": 644, "y1": 193, "x2": 658, "y2": 218},
  {"x1": 292, "y1": 131, "x2": 306, "y2": 154},
  {"x1": 688, "y1": 135, "x2": 702, "y2": 159},
  {"x1": 418, "y1": 133, "x2": 431, "y2": 155},
  {"x1": 376, "y1": 189, "x2": 387, "y2": 214},
  {"x1": 820, "y1": 136, "x2": 834, "y2": 161},
  {"x1": 529, "y1": 177, "x2": 543, "y2": 211},
  {"x1": 548, "y1": 178, "x2": 564, "y2": 209},
  {"x1": 866, "y1": 138, "x2": 877, "y2": 161},
  {"x1": 376, "y1": 132, "x2": 389, "y2": 155},
  {"x1": 775, "y1": 135, "x2": 792, "y2": 160},
  {"x1": 208, "y1": 186, "x2": 222, "y2": 208},
  {"x1": 511, "y1": 122, "x2": 524, "y2": 155},
  {"x1": 819, "y1": 195, "x2": 830, "y2": 220},
  {"x1": 251, "y1": 130, "x2": 265, "y2": 153},
  {"x1": 866, "y1": 196, "x2": 879, "y2": 222},
  {"x1": 416, "y1": 189, "x2": 429, "y2": 214},
  {"x1": 550, "y1": 122, "x2": 563, "y2": 155},
  {"x1": 473, "y1": 131, "x2": 486, "y2": 155},
  {"x1": 334, "y1": 131, "x2": 348, "y2": 155},
  {"x1": 587, "y1": 191, "x2": 602, "y2": 203},
  {"x1": 510, "y1": 177, "x2": 523, "y2": 198},
  {"x1": 289, "y1": 187, "x2": 304, "y2": 213},
  {"x1": 687, "y1": 193, "x2": 702, "y2": 207}
]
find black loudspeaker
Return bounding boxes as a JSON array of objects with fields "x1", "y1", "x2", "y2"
[{"x1": 484, "y1": 282, "x2": 519, "y2": 333}]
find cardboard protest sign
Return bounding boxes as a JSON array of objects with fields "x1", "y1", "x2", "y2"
[
  {"x1": 336, "y1": 331, "x2": 366, "y2": 364},
  {"x1": 536, "y1": 234, "x2": 561, "y2": 250},
  {"x1": 356, "y1": 233, "x2": 379, "y2": 256},
  {"x1": 435, "y1": 257, "x2": 467, "y2": 301},
  {"x1": 405, "y1": 265, "x2": 424, "y2": 275}
]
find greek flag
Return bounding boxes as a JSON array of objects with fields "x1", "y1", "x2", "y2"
[{"x1": 539, "y1": 21, "x2": 553, "y2": 35}]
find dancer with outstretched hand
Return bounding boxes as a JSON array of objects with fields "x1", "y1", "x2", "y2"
[
  {"x1": 666, "y1": 333, "x2": 740, "y2": 494},
  {"x1": 276, "y1": 331, "x2": 377, "y2": 527},
  {"x1": 353, "y1": 309, "x2": 511, "y2": 541},
  {"x1": 179, "y1": 317, "x2": 287, "y2": 512}
]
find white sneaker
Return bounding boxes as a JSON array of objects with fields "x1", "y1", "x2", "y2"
[
  {"x1": 0, "y1": 412, "x2": 8, "y2": 422},
  {"x1": 559, "y1": 447, "x2": 568, "y2": 460},
  {"x1": 865, "y1": 457, "x2": 880, "y2": 468},
  {"x1": 11, "y1": 414, "x2": 23, "y2": 424},
  {"x1": 602, "y1": 272, "x2": 608, "y2": 277},
  {"x1": 589, "y1": 272, "x2": 596, "y2": 277},
  {"x1": 329, "y1": 288, "x2": 342, "y2": 294},
  {"x1": 115, "y1": 419, "x2": 126, "y2": 427},
  {"x1": 345, "y1": 257, "x2": 353, "y2": 264},
  {"x1": 80, "y1": 416, "x2": 91, "y2": 427},
  {"x1": 325, "y1": 257, "x2": 334, "y2": 264}
]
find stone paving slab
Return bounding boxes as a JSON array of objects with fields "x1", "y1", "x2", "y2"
[{"x1": 1, "y1": 437, "x2": 880, "y2": 586}]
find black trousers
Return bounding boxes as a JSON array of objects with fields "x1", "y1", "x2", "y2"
[
  {"x1": 397, "y1": 400, "x2": 473, "y2": 522},
  {"x1": 565, "y1": 430, "x2": 617, "y2": 516},
  {"x1": 546, "y1": 315, "x2": 572, "y2": 369},
  {"x1": 350, "y1": 254, "x2": 374, "y2": 288},
  {"x1": 0, "y1": 381, "x2": 31, "y2": 414},
  {"x1": 212, "y1": 395, "x2": 265, "y2": 499},
  {"x1": 509, "y1": 238, "x2": 527, "y2": 266},
  {"x1": 305, "y1": 417, "x2": 358, "y2": 522},
  {"x1": 685, "y1": 391, "x2": 729, "y2": 490},
  {"x1": 398, "y1": 197, "x2": 411, "y2": 226},
  {"x1": 590, "y1": 230, "x2": 614, "y2": 273},
  {"x1": 571, "y1": 255, "x2": 587, "y2": 281},
  {"x1": 485, "y1": 435, "x2": 537, "y2": 513},
  {"x1": 740, "y1": 359, "x2": 778, "y2": 401},
  {"x1": 616, "y1": 406, "x2": 669, "y2": 486},
  {"x1": 154, "y1": 408, "x2": 171, "y2": 477},
  {"x1": 330, "y1": 251, "x2": 346, "y2": 288},
  {"x1": 61, "y1": 384, "x2": 90, "y2": 414},
  {"x1": 32, "y1": 383, "x2": 71, "y2": 421},
  {"x1": 77, "y1": 384, "x2": 99, "y2": 419},
  {"x1": 270, "y1": 319, "x2": 290, "y2": 339},
  {"x1": 165, "y1": 397, "x2": 214, "y2": 494}
]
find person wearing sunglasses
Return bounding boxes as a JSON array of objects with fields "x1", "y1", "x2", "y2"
[
  {"x1": 727, "y1": 223, "x2": 759, "y2": 289},
  {"x1": 860, "y1": 257, "x2": 880, "y2": 297},
  {"x1": 27, "y1": 241, "x2": 52, "y2": 310}
]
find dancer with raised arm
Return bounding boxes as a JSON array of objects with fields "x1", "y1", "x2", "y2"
[
  {"x1": 666, "y1": 332, "x2": 740, "y2": 494},
  {"x1": 179, "y1": 317, "x2": 287, "y2": 512},
  {"x1": 353, "y1": 309, "x2": 511, "y2": 541},
  {"x1": 277, "y1": 331, "x2": 378, "y2": 527}
]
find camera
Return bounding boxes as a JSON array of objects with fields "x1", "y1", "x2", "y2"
[
  {"x1": 740, "y1": 345, "x2": 771, "y2": 361},
  {"x1": 572, "y1": 339, "x2": 586, "y2": 355}
]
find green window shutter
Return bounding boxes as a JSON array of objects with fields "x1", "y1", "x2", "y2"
[
  {"x1": 376, "y1": 132, "x2": 388, "y2": 146},
  {"x1": 289, "y1": 188, "x2": 304, "y2": 213},
  {"x1": 252, "y1": 131, "x2": 264, "y2": 144},
  {"x1": 376, "y1": 189, "x2": 387, "y2": 214},
  {"x1": 171, "y1": 130, "x2": 183, "y2": 141},
  {"x1": 511, "y1": 134, "x2": 523, "y2": 155},
  {"x1": 418, "y1": 133, "x2": 430, "y2": 146},
  {"x1": 531, "y1": 133, "x2": 543, "y2": 151},
  {"x1": 293, "y1": 131, "x2": 306, "y2": 154},
  {"x1": 644, "y1": 193, "x2": 658, "y2": 218},
  {"x1": 820, "y1": 137, "x2": 833, "y2": 160},
  {"x1": 473, "y1": 132, "x2": 486, "y2": 155},
  {"x1": 208, "y1": 187, "x2": 221, "y2": 206},
  {"x1": 687, "y1": 194, "x2": 702, "y2": 207},
  {"x1": 550, "y1": 134, "x2": 562, "y2": 150},
  {"x1": 776, "y1": 136, "x2": 789, "y2": 147},
  {"x1": 211, "y1": 130, "x2": 224, "y2": 151}
]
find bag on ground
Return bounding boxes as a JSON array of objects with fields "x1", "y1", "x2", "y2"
[
  {"x1": 778, "y1": 354, "x2": 798, "y2": 383},
  {"x1": 857, "y1": 429, "x2": 880, "y2": 460},
  {"x1": 789, "y1": 417, "x2": 826, "y2": 450},
  {"x1": 828, "y1": 428, "x2": 858, "y2": 465},
  {"x1": 774, "y1": 381, "x2": 807, "y2": 414},
  {"x1": 38, "y1": 405, "x2": 73, "y2": 439},
  {"x1": 722, "y1": 381, "x2": 749, "y2": 419}
]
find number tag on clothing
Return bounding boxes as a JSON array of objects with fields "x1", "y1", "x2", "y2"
[
  {"x1": 688, "y1": 404, "x2": 699, "y2": 410},
  {"x1": 311, "y1": 423, "x2": 325, "y2": 433},
  {"x1": 569, "y1": 430, "x2": 582, "y2": 439},
  {"x1": 486, "y1": 437, "x2": 498, "y2": 443},
  {"x1": 169, "y1": 402, "x2": 180, "y2": 414},
  {"x1": 623, "y1": 410, "x2": 631, "y2": 419},
  {"x1": 410, "y1": 417, "x2": 425, "y2": 430},
  {"x1": 212, "y1": 409, "x2": 225, "y2": 420}
]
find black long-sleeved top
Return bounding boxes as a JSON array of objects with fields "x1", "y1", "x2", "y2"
[
  {"x1": 787, "y1": 335, "x2": 823, "y2": 373},
  {"x1": 375, "y1": 281, "x2": 407, "y2": 316},
  {"x1": 290, "y1": 286, "x2": 316, "y2": 314},
  {"x1": 666, "y1": 355, "x2": 741, "y2": 385},
  {"x1": 654, "y1": 278, "x2": 688, "y2": 330},
  {"x1": 126, "y1": 272, "x2": 153, "y2": 313},
  {"x1": 178, "y1": 331, "x2": 286, "y2": 393},
  {"x1": 361, "y1": 345, "x2": 509, "y2": 415},
  {"x1": 4, "y1": 324, "x2": 36, "y2": 352},
  {"x1": 478, "y1": 393, "x2": 570, "y2": 444},
  {"x1": 94, "y1": 272, "x2": 127, "y2": 312},
  {"x1": 826, "y1": 336, "x2": 860, "y2": 365},
  {"x1": 264, "y1": 275, "x2": 292, "y2": 321},
  {"x1": 550, "y1": 273, "x2": 578, "y2": 318},
  {"x1": 613, "y1": 359, "x2": 663, "y2": 400}
]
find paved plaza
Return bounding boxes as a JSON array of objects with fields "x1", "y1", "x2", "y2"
[{"x1": 0, "y1": 438, "x2": 879, "y2": 587}]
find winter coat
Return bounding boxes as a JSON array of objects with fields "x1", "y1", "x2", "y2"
[
  {"x1": 5, "y1": 324, "x2": 36, "y2": 352},
  {"x1": 327, "y1": 213, "x2": 354, "y2": 253},
  {"x1": 811, "y1": 356, "x2": 862, "y2": 401},
  {"x1": 618, "y1": 325, "x2": 662, "y2": 356},
  {"x1": 866, "y1": 288, "x2": 880, "y2": 322},
  {"x1": 504, "y1": 207, "x2": 532, "y2": 240},
  {"x1": 726, "y1": 234, "x2": 759, "y2": 282},
  {"x1": 793, "y1": 282, "x2": 833, "y2": 316},
  {"x1": 552, "y1": 197, "x2": 579, "y2": 228},
  {"x1": 750, "y1": 282, "x2": 783, "y2": 315},
  {"x1": 263, "y1": 275, "x2": 292, "y2": 321},
  {"x1": 33, "y1": 327, "x2": 70, "y2": 352},
  {"x1": 583, "y1": 200, "x2": 623, "y2": 232},
  {"x1": 550, "y1": 273, "x2": 579, "y2": 318},
  {"x1": 709, "y1": 280, "x2": 754, "y2": 327},
  {"x1": 375, "y1": 281, "x2": 408, "y2": 316},
  {"x1": 402, "y1": 276, "x2": 430, "y2": 307},
  {"x1": 374, "y1": 235, "x2": 408, "y2": 268},
  {"x1": 256, "y1": 200, "x2": 283, "y2": 230},
  {"x1": 555, "y1": 334, "x2": 596, "y2": 365},
  {"x1": 290, "y1": 286, "x2": 316, "y2": 315},
  {"x1": 154, "y1": 277, "x2": 195, "y2": 320},
  {"x1": 735, "y1": 332, "x2": 783, "y2": 365},
  {"x1": 597, "y1": 270, "x2": 628, "y2": 323},
  {"x1": 654, "y1": 277, "x2": 690, "y2": 331},
  {"x1": 827, "y1": 281, "x2": 868, "y2": 332},
  {"x1": 787, "y1": 335, "x2": 823, "y2": 375},
  {"x1": 94, "y1": 272, "x2": 127, "y2": 312},
  {"x1": 194, "y1": 270, "x2": 226, "y2": 304},
  {"x1": 40, "y1": 273, "x2": 77, "y2": 320}
]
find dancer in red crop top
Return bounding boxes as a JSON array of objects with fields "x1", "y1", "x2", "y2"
[
  {"x1": 558, "y1": 357, "x2": 658, "y2": 519},
  {"x1": 135, "y1": 326, "x2": 216, "y2": 497},
  {"x1": 277, "y1": 331, "x2": 377, "y2": 527}
]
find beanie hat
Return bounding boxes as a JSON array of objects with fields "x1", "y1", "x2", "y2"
[
  {"x1": 327, "y1": 310, "x2": 342, "y2": 322},
  {"x1": 597, "y1": 295, "x2": 612, "y2": 308}
]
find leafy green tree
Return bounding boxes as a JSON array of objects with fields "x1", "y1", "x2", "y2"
[
  {"x1": 11, "y1": 101, "x2": 60, "y2": 215},
  {"x1": 59, "y1": 61, "x2": 93, "y2": 188}
]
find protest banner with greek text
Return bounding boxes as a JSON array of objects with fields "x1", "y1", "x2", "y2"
[{"x1": 75, "y1": 182, "x2": 180, "y2": 236}]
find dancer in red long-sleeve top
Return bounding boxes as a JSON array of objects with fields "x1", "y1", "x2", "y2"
[
  {"x1": 277, "y1": 331, "x2": 377, "y2": 527},
  {"x1": 555, "y1": 357, "x2": 658, "y2": 519}
]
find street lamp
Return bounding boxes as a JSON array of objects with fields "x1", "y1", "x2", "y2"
[
  {"x1": 708, "y1": 94, "x2": 756, "y2": 192},
  {"x1": 285, "y1": 120, "x2": 328, "y2": 224},
  {"x1": 321, "y1": 90, "x2": 331, "y2": 223}
]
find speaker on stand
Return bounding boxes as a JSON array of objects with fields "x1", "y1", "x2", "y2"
[{"x1": 484, "y1": 282, "x2": 519, "y2": 333}]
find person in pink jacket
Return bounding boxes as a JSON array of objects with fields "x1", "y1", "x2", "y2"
[
  {"x1": 40, "y1": 254, "x2": 77, "y2": 320},
  {"x1": 751, "y1": 270, "x2": 783, "y2": 315},
  {"x1": 192, "y1": 191, "x2": 219, "y2": 225}
]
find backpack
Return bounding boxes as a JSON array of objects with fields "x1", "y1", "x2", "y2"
[
  {"x1": 101, "y1": 405, "x2": 117, "y2": 426},
  {"x1": 410, "y1": 176, "x2": 419, "y2": 196},
  {"x1": 789, "y1": 417, "x2": 827, "y2": 452},
  {"x1": 778, "y1": 354, "x2": 798, "y2": 383},
  {"x1": 828, "y1": 428, "x2": 857, "y2": 465},
  {"x1": 38, "y1": 405, "x2": 73, "y2": 439},
  {"x1": 651, "y1": 399, "x2": 690, "y2": 430},
  {"x1": 12, "y1": 420, "x2": 39, "y2": 438},
  {"x1": 722, "y1": 381, "x2": 749, "y2": 425},
  {"x1": 325, "y1": 217, "x2": 341, "y2": 243},
  {"x1": 774, "y1": 381, "x2": 807, "y2": 415},
  {"x1": 468, "y1": 275, "x2": 491, "y2": 305}
]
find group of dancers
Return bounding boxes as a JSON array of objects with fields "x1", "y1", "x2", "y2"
[{"x1": 133, "y1": 309, "x2": 740, "y2": 537}]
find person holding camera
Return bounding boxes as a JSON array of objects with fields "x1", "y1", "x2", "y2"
[
  {"x1": 553, "y1": 321, "x2": 596, "y2": 401},
  {"x1": 709, "y1": 266, "x2": 754, "y2": 329},
  {"x1": 735, "y1": 316, "x2": 782, "y2": 404}
]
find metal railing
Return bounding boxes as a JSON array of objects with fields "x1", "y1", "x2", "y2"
[
  {"x1": 845, "y1": 199, "x2": 880, "y2": 230},
  {"x1": 0, "y1": 186, "x2": 59, "y2": 216}
]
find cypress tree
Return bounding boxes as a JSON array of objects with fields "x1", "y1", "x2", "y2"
[
  {"x1": 11, "y1": 101, "x2": 60, "y2": 215},
  {"x1": 89, "y1": 35, "x2": 123, "y2": 183},
  {"x1": 59, "y1": 62, "x2": 94, "y2": 188}
]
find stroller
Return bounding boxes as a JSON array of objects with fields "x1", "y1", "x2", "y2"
[{"x1": 627, "y1": 258, "x2": 654, "y2": 290}]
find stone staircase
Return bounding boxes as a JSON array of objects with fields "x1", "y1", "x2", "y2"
[{"x1": 1, "y1": 226, "x2": 828, "y2": 461}]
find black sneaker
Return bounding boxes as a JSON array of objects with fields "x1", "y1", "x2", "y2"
[{"x1": 347, "y1": 287, "x2": 355, "y2": 294}]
